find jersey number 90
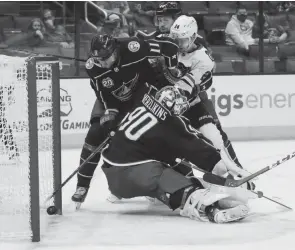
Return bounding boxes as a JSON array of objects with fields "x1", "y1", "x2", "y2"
[{"x1": 119, "y1": 106, "x2": 158, "y2": 141}]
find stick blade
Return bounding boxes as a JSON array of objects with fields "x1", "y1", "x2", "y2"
[{"x1": 203, "y1": 173, "x2": 227, "y2": 185}]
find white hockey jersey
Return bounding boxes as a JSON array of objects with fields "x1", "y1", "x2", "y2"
[{"x1": 176, "y1": 46, "x2": 215, "y2": 102}]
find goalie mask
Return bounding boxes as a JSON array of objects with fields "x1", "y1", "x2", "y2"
[
  {"x1": 170, "y1": 15, "x2": 198, "y2": 52},
  {"x1": 155, "y1": 86, "x2": 189, "y2": 116},
  {"x1": 90, "y1": 34, "x2": 118, "y2": 68}
]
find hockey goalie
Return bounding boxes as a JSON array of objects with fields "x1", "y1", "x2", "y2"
[{"x1": 101, "y1": 85, "x2": 257, "y2": 223}]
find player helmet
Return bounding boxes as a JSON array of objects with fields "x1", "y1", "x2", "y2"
[
  {"x1": 155, "y1": 86, "x2": 189, "y2": 116},
  {"x1": 170, "y1": 15, "x2": 198, "y2": 52},
  {"x1": 90, "y1": 34, "x2": 117, "y2": 60}
]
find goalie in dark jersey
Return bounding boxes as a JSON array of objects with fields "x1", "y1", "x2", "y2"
[
  {"x1": 101, "y1": 85, "x2": 256, "y2": 223},
  {"x1": 71, "y1": 34, "x2": 179, "y2": 208}
]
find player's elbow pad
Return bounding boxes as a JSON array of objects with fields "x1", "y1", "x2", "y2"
[{"x1": 199, "y1": 71, "x2": 213, "y2": 92}]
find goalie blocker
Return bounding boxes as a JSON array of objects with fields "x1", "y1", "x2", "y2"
[{"x1": 102, "y1": 86, "x2": 256, "y2": 223}]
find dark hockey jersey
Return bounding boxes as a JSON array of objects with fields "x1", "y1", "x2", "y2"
[
  {"x1": 85, "y1": 37, "x2": 178, "y2": 112},
  {"x1": 102, "y1": 87, "x2": 221, "y2": 171}
]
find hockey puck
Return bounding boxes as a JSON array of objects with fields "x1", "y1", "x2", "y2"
[{"x1": 47, "y1": 206, "x2": 58, "y2": 215}]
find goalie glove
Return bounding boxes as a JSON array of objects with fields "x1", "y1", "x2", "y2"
[{"x1": 100, "y1": 109, "x2": 118, "y2": 131}]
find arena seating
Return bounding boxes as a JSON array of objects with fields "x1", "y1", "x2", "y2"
[{"x1": 1, "y1": 1, "x2": 295, "y2": 75}]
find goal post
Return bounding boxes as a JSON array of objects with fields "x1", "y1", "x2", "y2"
[{"x1": 0, "y1": 55, "x2": 62, "y2": 242}]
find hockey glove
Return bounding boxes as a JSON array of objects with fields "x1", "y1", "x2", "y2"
[{"x1": 100, "y1": 109, "x2": 118, "y2": 131}]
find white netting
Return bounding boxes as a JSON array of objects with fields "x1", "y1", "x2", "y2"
[{"x1": 0, "y1": 55, "x2": 56, "y2": 240}]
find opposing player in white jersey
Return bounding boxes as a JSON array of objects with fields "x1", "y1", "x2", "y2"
[
  {"x1": 137, "y1": 4, "x2": 245, "y2": 177},
  {"x1": 169, "y1": 15, "x2": 253, "y2": 181}
]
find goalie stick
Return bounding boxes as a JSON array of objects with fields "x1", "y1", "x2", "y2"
[
  {"x1": 176, "y1": 155, "x2": 294, "y2": 210},
  {"x1": 44, "y1": 133, "x2": 113, "y2": 208},
  {"x1": 203, "y1": 151, "x2": 295, "y2": 188}
]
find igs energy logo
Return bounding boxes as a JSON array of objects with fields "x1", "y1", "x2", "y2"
[{"x1": 208, "y1": 87, "x2": 295, "y2": 116}]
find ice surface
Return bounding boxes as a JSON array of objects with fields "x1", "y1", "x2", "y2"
[{"x1": 1, "y1": 140, "x2": 295, "y2": 250}]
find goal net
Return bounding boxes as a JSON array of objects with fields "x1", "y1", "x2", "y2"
[{"x1": 0, "y1": 55, "x2": 61, "y2": 242}]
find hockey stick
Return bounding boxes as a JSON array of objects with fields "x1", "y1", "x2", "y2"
[
  {"x1": 175, "y1": 158, "x2": 293, "y2": 210},
  {"x1": 44, "y1": 133, "x2": 113, "y2": 206},
  {"x1": 204, "y1": 151, "x2": 295, "y2": 188}
]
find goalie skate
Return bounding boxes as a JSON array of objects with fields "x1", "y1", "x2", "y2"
[
  {"x1": 71, "y1": 186, "x2": 89, "y2": 210},
  {"x1": 207, "y1": 204, "x2": 250, "y2": 223}
]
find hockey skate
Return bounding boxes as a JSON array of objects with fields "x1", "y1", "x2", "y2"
[
  {"x1": 71, "y1": 186, "x2": 89, "y2": 210},
  {"x1": 106, "y1": 190, "x2": 122, "y2": 203}
]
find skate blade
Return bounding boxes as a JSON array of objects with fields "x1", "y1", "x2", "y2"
[
  {"x1": 106, "y1": 193, "x2": 122, "y2": 203},
  {"x1": 74, "y1": 202, "x2": 82, "y2": 210}
]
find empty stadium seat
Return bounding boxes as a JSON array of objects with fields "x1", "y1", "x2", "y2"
[
  {"x1": 203, "y1": 15, "x2": 231, "y2": 45},
  {"x1": 215, "y1": 60, "x2": 234, "y2": 73},
  {"x1": 238, "y1": 2, "x2": 258, "y2": 13},
  {"x1": 287, "y1": 30, "x2": 295, "y2": 42},
  {"x1": 80, "y1": 45, "x2": 89, "y2": 60},
  {"x1": 208, "y1": 1, "x2": 237, "y2": 14},
  {"x1": 267, "y1": 13, "x2": 288, "y2": 27},
  {"x1": 60, "y1": 47, "x2": 75, "y2": 58},
  {"x1": 33, "y1": 46, "x2": 61, "y2": 57},
  {"x1": 288, "y1": 14, "x2": 295, "y2": 29},
  {"x1": 79, "y1": 21, "x2": 98, "y2": 33},
  {"x1": 286, "y1": 57, "x2": 295, "y2": 72},
  {"x1": 232, "y1": 60, "x2": 246, "y2": 73},
  {"x1": 0, "y1": 2, "x2": 20, "y2": 15},
  {"x1": 245, "y1": 59, "x2": 276, "y2": 73},
  {"x1": 277, "y1": 44, "x2": 295, "y2": 58},
  {"x1": 0, "y1": 16, "x2": 15, "y2": 29},
  {"x1": 204, "y1": 15, "x2": 231, "y2": 32},
  {"x1": 181, "y1": 1, "x2": 208, "y2": 15},
  {"x1": 249, "y1": 45, "x2": 278, "y2": 58},
  {"x1": 211, "y1": 45, "x2": 242, "y2": 60}
]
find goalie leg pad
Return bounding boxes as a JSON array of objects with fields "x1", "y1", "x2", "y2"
[
  {"x1": 180, "y1": 183, "x2": 255, "y2": 223},
  {"x1": 207, "y1": 204, "x2": 250, "y2": 223},
  {"x1": 180, "y1": 188, "x2": 230, "y2": 222},
  {"x1": 102, "y1": 161, "x2": 200, "y2": 207}
]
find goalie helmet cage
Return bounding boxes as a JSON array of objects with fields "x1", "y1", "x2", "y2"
[{"x1": 0, "y1": 55, "x2": 62, "y2": 242}]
